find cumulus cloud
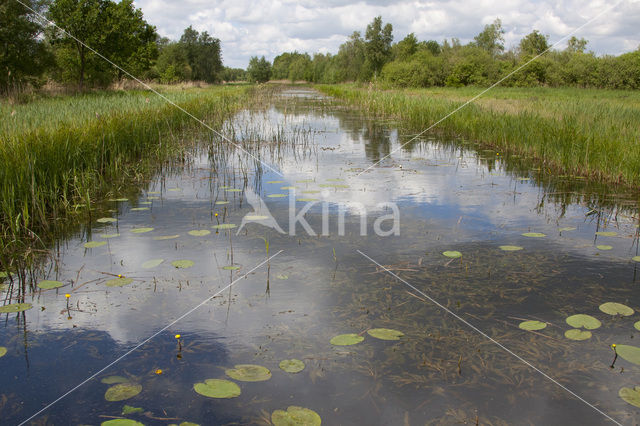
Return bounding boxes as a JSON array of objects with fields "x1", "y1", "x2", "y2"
[{"x1": 133, "y1": 0, "x2": 639, "y2": 68}]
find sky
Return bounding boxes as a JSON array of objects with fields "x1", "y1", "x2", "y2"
[{"x1": 132, "y1": 0, "x2": 640, "y2": 69}]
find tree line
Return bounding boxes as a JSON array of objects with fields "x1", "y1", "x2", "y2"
[{"x1": 250, "y1": 16, "x2": 640, "y2": 89}]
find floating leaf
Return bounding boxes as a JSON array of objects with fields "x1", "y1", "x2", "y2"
[
  {"x1": 146, "y1": 196, "x2": 160, "y2": 200},
  {"x1": 296, "y1": 179, "x2": 314, "y2": 183},
  {"x1": 281, "y1": 186, "x2": 296, "y2": 190},
  {"x1": 225, "y1": 364, "x2": 271, "y2": 382},
  {"x1": 97, "y1": 217, "x2": 118, "y2": 223},
  {"x1": 106, "y1": 278, "x2": 134, "y2": 287},
  {"x1": 267, "y1": 194, "x2": 287, "y2": 198},
  {"x1": 188, "y1": 230, "x2": 211, "y2": 237},
  {"x1": 566, "y1": 314, "x2": 601, "y2": 330},
  {"x1": 0, "y1": 303, "x2": 32, "y2": 313},
  {"x1": 599, "y1": 302, "x2": 634, "y2": 316},
  {"x1": 212, "y1": 224, "x2": 237, "y2": 230},
  {"x1": 130, "y1": 207, "x2": 149, "y2": 212},
  {"x1": 279, "y1": 359, "x2": 305, "y2": 373},
  {"x1": 131, "y1": 228, "x2": 154, "y2": 234},
  {"x1": 499, "y1": 245, "x2": 523, "y2": 251},
  {"x1": 518, "y1": 320, "x2": 547, "y2": 331},
  {"x1": 559, "y1": 227, "x2": 576, "y2": 232},
  {"x1": 222, "y1": 266, "x2": 240, "y2": 270},
  {"x1": 101, "y1": 420, "x2": 144, "y2": 426},
  {"x1": 595, "y1": 231, "x2": 617, "y2": 237},
  {"x1": 0, "y1": 347, "x2": 7, "y2": 357},
  {"x1": 330, "y1": 333, "x2": 364, "y2": 346},
  {"x1": 142, "y1": 259, "x2": 164, "y2": 269},
  {"x1": 84, "y1": 241, "x2": 107, "y2": 248},
  {"x1": 172, "y1": 260, "x2": 194, "y2": 269},
  {"x1": 101, "y1": 375, "x2": 129, "y2": 384},
  {"x1": 105, "y1": 383, "x2": 142, "y2": 401},
  {"x1": 367, "y1": 328, "x2": 404, "y2": 340},
  {"x1": 615, "y1": 345, "x2": 640, "y2": 365},
  {"x1": 296, "y1": 198, "x2": 318, "y2": 202},
  {"x1": 277, "y1": 274, "x2": 289, "y2": 280},
  {"x1": 244, "y1": 215, "x2": 269, "y2": 221},
  {"x1": 154, "y1": 235, "x2": 179, "y2": 240},
  {"x1": 38, "y1": 280, "x2": 64, "y2": 290},
  {"x1": 619, "y1": 387, "x2": 640, "y2": 408},
  {"x1": 225, "y1": 188, "x2": 241, "y2": 192},
  {"x1": 215, "y1": 201, "x2": 229, "y2": 205},
  {"x1": 168, "y1": 188, "x2": 181, "y2": 192},
  {"x1": 564, "y1": 329, "x2": 591, "y2": 340},
  {"x1": 633, "y1": 256, "x2": 640, "y2": 262},
  {"x1": 194, "y1": 379, "x2": 241, "y2": 398},
  {"x1": 122, "y1": 405, "x2": 144, "y2": 415},
  {"x1": 522, "y1": 232, "x2": 546, "y2": 238},
  {"x1": 267, "y1": 180, "x2": 284, "y2": 184},
  {"x1": 271, "y1": 406, "x2": 321, "y2": 426},
  {"x1": 596, "y1": 245, "x2": 613, "y2": 251},
  {"x1": 100, "y1": 233, "x2": 120, "y2": 239},
  {"x1": 635, "y1": 321, "x2": 640, "y2": 331},
  {"x1": 114, "y1": 198, "x2": 129, "y2": 202},
  {"x1": 442, "y1": 251, "x2": 462, "y2": 258},
  {"x1": 302, "y1": 190, "x2": 321, "y2": 194}
]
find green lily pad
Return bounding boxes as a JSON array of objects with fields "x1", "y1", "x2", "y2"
[
  {"x1": 100, "y1": 233, "x2": 120, "y2": 239},
  {"x1": 267, "y1": 194, "x2": 287, "y2": 198},
  {"x1": 564, "y1": 329, "x2": 592, "y2": 340},
  {"x1": 277, "y1": 274, "x2": 289, "y2": 280},
  {"x1": 635, "y1": 321, "x2": 640, "y2": 331},
  {"x1": 97, "y1": 217, "x2": 118, "y2": 223},
  {"x1": 215, "y1": 201, "x2": 229, "y2": 205},
  {"x1": 619, "y1": 386, "x2": 640, "y2": 408},
  {"x1": 267, "y1": 180, "x2": 284, "y2": 184},
  {"x1": 595, "y1": 231, "x2": 617, "y2": 237},
  {"x1": 106, "y1": 277, "x2": 134, "y2": 287},
  {"x1": 0, "y1": 303, "x2": 32, "y2": 313},
  {"x1": 522, "y1": 232, "x2": 546, "y2": 238},
  {"x1": 281, "y1": 186, "x2": 296, "y2": 190},
  {"x1": 0, "y1": 347, "x2": 7, "y2": 357},
  {"x1": 222, "y1": 265, "x2": 240, "y2": 270},
  {"x1": 153, "y1": 235, "x2": 180, "y2": 240},
  {"x1": 442, "y1": 251, "x2": 462, "y2": 258},
  {"x1": 168, "y1": 188, "x2": 181, "y2": 192},
  {"x1": 172, "y1": 260, "x2": 194, "y2": 269},
  {"x1": 330, "y1": 333, "x2": 364, "y2": 346},
  {"x1": 633, "y1": 256, "x2": 640, "y2": 262},
  {"x1": 104, "y1": 383, "x2": 142, "y2": 401},
  {"x1": 225, "y1": 364, "x2": 272, "y2": 382},
  {"x1": 101, "y1": 375, "x2": 129, "y2": 384},
  {"x1": 615, "y1": 345, "x2": 640, "y2": 365},
  {"x1": 142, "y1": 259, "x2": 164, "y2": 269},
  {"x1": 558, "y1": 227, "x2": 576, "y2": 232},
  {"x1": 599, "y1": 302, "x2": 634, "y2": 316},
  {"x1": 84, "y1": 241, "x2": 107, "y2": 248},
  {"x1": 194, "y1": 379, "x2": 241, "y2": 398},
  {"x1": 296, "y1": 198, "x2": 318, "y2": 202},
  {"x1": 271, "y1": 406, "x2": 321, "y2": 426},
  {"x1": 244, "y1": 215, "x2": 269, "y2": 221},
  {"x1": 566, "y1": 314, "x2": 601, "y2": 330},
  {"x1": 122, "y1": 405, "x2": 144, "y2": 415},
  {"x1": 596, "y1": 245, "x2": 613, "y2": 250},
  {"x1": 101, "y1": 420, "x2": 144, "y2": 426},
  {"x1": 130, "y1": 207, "x2": 149, "y2": 211},
  {"x1": 367, "y1": 328, "x2": 404, "y2": 340},
  {"x1": 38, "y1": 280, "x2": 64, "y2": 290},
  {"x1": 296, "y1": 179, "x2": 314, "y2": 183},
  {"x1": 518, "y1": 320, "x2": 547, "y2": 331},
  {"x1": 113, "y1": 198, "x2": 129, "y2": 202},
  {"x1": 188, "y1": 230, "x2": 211, "y2": 237},
  {"x1": 225, "y1": 188, "x2": 242, "y2": 192},
  {"x1": 302, "y1": 190, "x2": 321, "y2": 194},
  {"x1": 499, "y1": 245, "x2": 523, "y2": 251},
  {"x1": 131, "y1": 228, "x2": 154, "y2": 234},
  {"x1": 212, "y1": 224, "x2": 236, "y2": 230},
  {"x1": 279, "y1": 359, "x2": 305, "y2": 373}
]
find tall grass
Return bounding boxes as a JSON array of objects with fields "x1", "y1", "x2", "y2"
[{"x1": 317, "y1": 84, "x2": 640, "y2": 186}]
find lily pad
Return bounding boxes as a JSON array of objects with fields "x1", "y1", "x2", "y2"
[
  {"x1": 212, "y1": 224, "x2": 236, "y2": 230},
  {"x1": 131, "y1": 227, "x2": 154, "y2": 234},
  {"x1": 296, "y1": 198, "x2": 318, "y2": 202},
  {"x1": 106, "y1": 277, "x2": 134, "y2": 287},
  {"x1": 518, "y1": 320, "x2": 547, "y2": 331},
  {"x1": 633, "y1": 256, "x2": 640, "y2": 262},
  {"x1": 564, "y1": 329, "x2": 591, "y2": 340},
  {"x1": 281, "y1": 186, "x2": 296, "y2": 190},
  {"x1": 225, "y1": 188, "x2": 241, "y2": 192},
  {"x1": 168, "y1": 188, "x2": 181, "y2": 192},
  {"x1": 0, "y1": 347, "x2": 7, "y2": 357},
  {"x1": 267, "y1": 194, "x2": 287, "y2": 198},
  {"x1": 442, "y1": 251, "x2": 462, "y2": 258},
  {"x1": 101, "y1": 375, "x2": 129, "y2": 384},
  {"x1": 267, "y1": 180, "x2": 284, "y2": 184},
  {"x1": 100, "y1": 233, "x2": 120, "y2": 239},
  {"x1": 244, "y1": 215, "x2": 269, "y2": 221},
  {"x1": 122, "y1": 405, "x2": 144, "y2": 415},
  {"x1": 558, "y1": 227, "x2": 576, "y2": 232},
  {"x1": 596, "y1": 245, "x2": 613, "y2": 250},
  {"x1": 635, "y1": 321, "x2": 640, "y2": 331},
  {"x1": 188, "y1": 230, "x2": 211, "y2": 237},
  {"x1": 225, "y1": 364, "x2": 272, "y2": 382},
  {"x1": 566, "y1": 314, "x2": 601, "y2": 330},
  {"x1": 615, "y1": 345, "x2": 640, "y2": 365},
  {"x1": 101, "y1": 420, "x2": 144, "y2": 426},
  {"x1": 97, "y1": 217, "x2": 118, "y2": 223},
  {"x1": 0, "y1": 303, "x2": 32, "y2": 313},
  {"x1": 37, "y1": 280, "x2": 64, "y2": 290},
  {"x1": 84, "y1": 241, "x2": 107, "y2": 248},
  {"x1": 153, "y1": 235, "x2": 180, "y2": 240},
  {"x1": 619, "y1": 386, "x2": 640, "y2": 408},
  {"x1": 215, "y1": 201, "x2": 229, "y2": 205},
  {"x1": 599, "y1": 302, "x2": 634, "y2": 316},
  {"x1": 277, "y1": 274, "x2": 289, "y2": 280},
  {"x1": 104, "y1": 383, "x2": 142, "y2": 401},
  {"x1": 172, "y1": 260, "x2": 194, "y2": 269},
  {"x1": 271, "y1": 406, "x2": 321, "y2": 426},
  {"x1": 222, "y1": 266, "x2": 240, "y2": 270},
  {"x1": 142, "y1": 259, "x2": 164, "y2": 269},
  {"x1": 367, "y1": 328, "x2": 404, "y2": 340},
  {"x1": 499, "y1": 245, "x2": 523, "y2": 251},
  {"x1": 595, "y1": 231, "x2": 617, "y2": 237},
  {"x1": 330, "y1": 333, "x2": 364, "y2": 346},
  {"x1": 279, "y1": 359, "x2": 305, "y2": 373},
  {"x1": 193, "y1": 379, "x2": 241, "y2": 399},
  {"x1": 522, "y1": 232, "x2": 546, "y2": 238},
  {"x1": 130, "y1": 207, "x2": 149, "y2": 212}
]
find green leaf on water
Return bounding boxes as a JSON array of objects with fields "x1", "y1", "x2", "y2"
[
  {"x1": 188, "y1": 230, "x2": 211, "y2": 237},
  {"x1": 225, "y1": 364, "x2": 272, "y2": 382},
  {"x1": 122, "y1": 405, "x2": 144, "y2": 415},
  {"x1": 168, "y1": 188, "x2": 181, "y2": 192},
  {"x1": 279, "y1": 359, "x2": 305, "y2": 373},
  {"x1": 633, "y1": 256, "x2": 640, "y2": 262},
  {"x1": 500, "y1": 245, "x2": 523, "y2": 251},
  {"x1": 100, "y1": 233, "x2": 120, "y2": 239},
  {"x1": 38, "y1": 280, "x2": 64, "y2": 290},
  {"x1": 595, "y1": 231, "x2": 617, "y2": 237},
  {"x1": 615, "y1": 345, "x2": 640, "y2": 365},
  {"x1": 296, "y1": 179, "x2": 314, "y2": 183},
  {"x1": 194, "y1": 379, "x2": 241, "y2": 398},
  {"x1": 367, "y1": 328, "x2": 404, "y2": 340},
  {"x1": 212, "y1": 224, "x2": 237, "y2": 229},
  {"x1": 225, "y1": 188, "x2": 241, "y2": 192},
  {"x1": 172, "y1": 260, "x2": 194, "y2": 269},
  {"x1": 130, "y1": 207, "x2": 149, "y2": 211},
  {"x1": 302, "y1": 190, "x2": 321, "y2": 194},
  {"x1": 0, "y1": 303, "x2": 32, "y2": 313},
  {"x1": 281, "y1": 186, "x2": 295, "y2": 190},
  {"x1": 558, "y1": 227, "x2": 576, "y2": 232},
  {"x1": 0, "y1": 347, "x2": 7, "y2": 357},
  {"x1": 619, "y1": 386, "x2": 640, "y2": 408},
  {"x1": 518, "y1": 320, "x2": 547, "y2": 331},
  {"x1": 599, "y1": 302, "x2": 634, "y2": 316},
  {"x1": 566, "y1": 314, "x2": 601, "y2": 330},
  {"x1": 296, "y1": 198, "x2": 318, "y2": 202},
  {"x1": 635, "y1": 321, "x2": 640, "y2": 331},
  {"x1": 442, "y1": 251, "x2": 462, "y2": 258},
  {"x1": 596, "y1": 245, "x2": 613, "y2": 250},
  {"x1": 267, "y1": 194, "x2": 287, "y2": 198},
  {"x1": 330, "y1": 333, "x2": 364, "y2": 346},
  {"x1": 84, "y1": 241, "x2": 107, "y2": 248},
  {"x1": 244, "y1": 215, "x2": 269, "y2": 220},
  {"x1": 267, "y1": 180, "x2": 284, "y2": 184},
  {"x1": 104, "y1": 383, "x2": 142, "y2": 401},
  {"x1": 97, "y1": 217, "x2": 118, "y2": 223},
  {"x1": 277, "y1": 274, "x2": 289, "y2": 280},
  {"x1": 131, "y1": 228, "x2": 154, "y2": 234},
  {"x1": 101, "y1": 375, "x2": 129, "y2": 384},
  {"x1": 271, "y1": 406, "x2": 321, "y2": 426},
  {"x1": 153, "y1": 235, "x2": 180, "y2": 240},
  {"x1": 222, "y1": 265, "x2": 240, "y2": 270},
  {"x1": 101, "y1": 420, "x2": 144, "y2": 426},
  {"x1": 564, "y1": 329, "x2": 592, "y2": 340},
  {"x1": 141, "y1": 259, "x2": 164, "y2": 269},
  {"x1": 105, "y1": 278, "x2": 134, "y2": 287},
  {"x1": 522, "y1": 232, "x2": 546, "y2": 238}
]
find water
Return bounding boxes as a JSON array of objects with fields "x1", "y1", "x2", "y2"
[{"x1": 2, "y1": 87, "x2": 640, "y2": 425}]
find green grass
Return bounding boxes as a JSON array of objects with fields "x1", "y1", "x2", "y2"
[{"x1": 317, "y1": 84, "x2": 640, "y2": 186}]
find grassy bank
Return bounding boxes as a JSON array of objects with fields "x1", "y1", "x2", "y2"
[
  {"x1": 317, "y1": 84, "x2": 640, "y2": 186},
  {"x1": 0, "y1": 84, "x2": 251, "y2": 253}
]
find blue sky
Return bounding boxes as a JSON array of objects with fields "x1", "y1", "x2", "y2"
[{"x1": 133, "y1": 0, "x2": 640, "y2": 68}]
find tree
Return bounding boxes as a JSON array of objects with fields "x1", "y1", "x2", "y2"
[
  {"x1": 393, "y1": 33, "x2": 418, "y2": 60},
  {"x1": 567, "y1": 36, "x2": 588, "y2": 53},
  {"x1": 155, "y1": 42, "x2": 191, "y2": 83},
  {"x1": 179, "y1": 26, "x2": 222, "y2": 83},
  {"x1": 364, "y1": 16, "x2": 393, "y2": 76},
  {"x1": 519, "y1": 30, "x2": 549, "y2": 56},
  {"x1": 247, "y1": 56, "x2": 271, "y2": 83},
  {"x1": 473, "y1": 18, "x2": 504, "y2": 57},
  {"x1": 336, "y1": 31, "x2": 367, "y2": 81}
]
